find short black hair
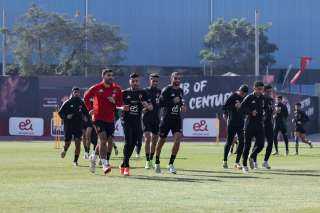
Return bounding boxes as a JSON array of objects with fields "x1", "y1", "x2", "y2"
[
  {"x1": 277, "y1": 95, "x2": 283, "y2": 100},
  {"x1": 130, "y1": 73, "x2": 139, "y2": 79},
  {"x1": 102, "y1": 68, "x2": 113, "y2": 76},
  {"x1": 239, "y1": 84, "x2": 249, "y2": 93},
  {"x1": 72, "y1": 87, "x2": 80, "y2": 92},
  {"x1": 254, "y1": 81, "x2": 264, "y2": 88},
  {"x1": 150, "y1": 73, "x2": 160, "y2": 78},
  {"x1": 295, "y1": 102, "x2": 302, "y2": 106},
  {"x1": 171, "y1": 71, "x2": 181, "y2": 78},
  {"x1": 264, "y1": 84, "x2": 273, "y2": 90}
]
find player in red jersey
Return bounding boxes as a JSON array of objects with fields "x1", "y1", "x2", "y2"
[{"x1": 84, "y1": 68, "x2": 123, "y2": 175}]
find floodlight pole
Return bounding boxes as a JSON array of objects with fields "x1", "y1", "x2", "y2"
[
  {"x1": 84, "y1": 0, "x2": 88, "y2": 77},
  {"x1": 2, "y1": 8, "x2": 7, "y2": 76},
  {"x1": 255, "y1": 9, "x2": 260, "y2": 78}
]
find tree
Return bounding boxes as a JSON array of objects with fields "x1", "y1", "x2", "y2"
[
  {"x1": 7, "y1": 4, "x2": 127, "y2": 76},
  {"x1": 56, "y1": 16, "x2": 128, "y2": 76},
  {"x1": 200, "y1": 18, "x2": 278, "y2": 75}
]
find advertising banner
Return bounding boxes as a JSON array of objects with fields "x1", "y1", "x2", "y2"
[
  {"x1": 183, "y1": 118, "x2": 219, "y2": 137},
  {"x1": 9, "y1": 117, "x2": 44, "y2": 136}
]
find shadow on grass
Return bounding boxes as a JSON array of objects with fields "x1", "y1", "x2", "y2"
[
  {"x1": 180, "y1": 169, "x2": 241, "y2": 175},
  {"x1": 181, "y1": 168, "x2": 320, "y2": 177},
  {"x1": 272, "y1": 169, "x2": 320, "y2": 173},
  {"x1": 295, "y1": 154, "x2": 320, "y2": 158},
  {"x1": 78, "y1": 165, "x2": 90, "y2": 168},
  {"x1": 184, "y1": 173, "x2": 269, "y2": 180},
  {"x1": 128, "y1": 175, "x2": 222, "y2": 183},
  {"x1": 252, "y1": 169, "x2": 320, "y2": 177},
  {"x1": 110, "y1": 157, "x2": 188, "y2": 160}
]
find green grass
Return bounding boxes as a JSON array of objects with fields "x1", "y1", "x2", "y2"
[{"x1": 0, "y1": 142, "x2": 320, "y2": 213}]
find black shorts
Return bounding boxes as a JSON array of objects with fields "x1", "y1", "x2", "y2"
[
  {"x1": 143, "y1": 117, "x2": 160, "y2": 135},
  {"x1": 159, "y1": 117, "x2": 182, "y2": 138},
  {"x1": 64, "y1": 124, "x2": 83, "y2": 141},
  {"x1": 295, "y1": 126, "x2": 306, "y2": 134},
  {"x1": 93, "y1": 120, "x2": 115, "y2": 138}
]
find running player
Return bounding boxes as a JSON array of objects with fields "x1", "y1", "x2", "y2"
[
  {"x1": 58, "y1": 87, "x2": 89, "y2": 166},
  {"x1": 154, "y1": 72, "x2": 186, "y2": 174},
  {"x1": 292, "y1": 102, "x2": 313, "y2": 155},
  {"x1": 82, "y1": 110, "x2": 94, "y2": 159},
  {"x1": 91, "y1": 107, "x2": 120, "y2": 166},
  {"x1": 273, "y1": 96, "x2": 289, "y2": 156},
  {"x1": 84, "y1": 68, "x2": 123, "y2": 175},
  {"x1": 261, "y1": 84, "x2": 274, "y2": 169},
  {"x1": 142, "y1": 73, "x2": 162, "y2": 169},
  {"x1": 119, "y1": 73, "x2": 151, "y2": 176},
  {"x1": 222, "y1": 84, "x2": 248, "y2": 169},
  {"x1": 241, "y1": 81, "x2": 265, "y2": 173}
]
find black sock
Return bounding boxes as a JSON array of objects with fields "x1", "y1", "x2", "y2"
[
  {"x1": 150, "y1": 153, "x2": 154, "y2": 160},
  {"x1": 169, "y1": 155, "x2": 176, "y2": 165},
  {"x1": 74, "y1": 154, "x2": 79, "y2": 163},
  {"x1": 106, "y1": 152, "x2": 111, "y2": 161},
  {"x1": 146, "y1": 153, "x2": 150, "y2": 161},
  {"x1": 155, "y1": 155, "x2": 160, "y2": 164}
]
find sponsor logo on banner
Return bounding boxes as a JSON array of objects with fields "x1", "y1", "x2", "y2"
[
  {"x1": 114, "y1": 119, "x2": 124, "y2": 137},
  {"x1": 183, "y1": 118, "x2": 218, "y2": 137},
  {"x1": 51, "y1": 119, "x2": 64, "y2": 137},
  {"x1": 9, "y1": 117, "x2": 44, "y2": 136}
]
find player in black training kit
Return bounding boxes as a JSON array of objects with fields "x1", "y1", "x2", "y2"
[
  {"x1": 222, "y1": 84, "x2": 248, "y2": 170},
  {"x1": 292, "y1": 102, "x2": 313, "y2": 155},
  {"x1": 273, "y1": 96, "x2": 289, "y2": 156},
  {"x1": 260, "y1": 84, "x2": 275, "y2": 169},
  {"x1": 82, "y1": 113, "x2": 94, "y2": 159},
  {"x1": 154, "y1": 72, "x2": 186, "y2": 174},
  {"x1": 58, "y1": 87, "x2": 89, "y2": 166},
  {"x1": 241, "y1": 81, "x2": 266, "y2": 173},
  {"x1": 119, "y1": 73, "x2": 152, "y2": 176},
  {"x1": 143, "y1": 73, "x2": 162, "y2": 169}
]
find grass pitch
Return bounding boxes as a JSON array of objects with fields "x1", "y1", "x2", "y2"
[{"x1": 0, "y1": 141, "x2": 319, "y2": 213}]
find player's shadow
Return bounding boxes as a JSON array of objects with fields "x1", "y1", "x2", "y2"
[
  {"x1": 78, "y1": 165, "x2": 90, "y2": 168},
  {"x1": 294, "y1": 154, "x2": 320, "y2": 158},
  {"x1": 128, "y1": 175, "x2": 221, "y2": 183},
  {"x1": 179, "y1": 169, "x2": 267, "y2": 179},
  {"x1": 110, "y1": 157, "x2": 188, "y2": 160},
  {"x1": 184, "y1": 173, "x2": 268, "y2": 180},
  {"x1": 180, "y1": 169, "x2": 242, "y2": 175},
  {"x1": 252, "y1": 169, "x2": 320, "y2": 177},
  {"x1": 274, "y1": 169, "x2": 319, "y2": 173}
]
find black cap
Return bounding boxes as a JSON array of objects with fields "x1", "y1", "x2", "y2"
[
  {"x1": 295, "y1": 102, "x2": 301, "y2": 106},
  {"x1": 254, "y1": 81, "x2": 264, "y2": 88},
  {"x1": 239, "y1": 84, "x2": 249, "y2": 93},
  {"x1": 130, "y1": 73, "x2": 139, "y2": 79},
  {"x1": 277, "y1": 95, "x2": 283, "y2": 100},
  {"x1": 72, "y1": 87, "x2": 80, "y2": 92}
]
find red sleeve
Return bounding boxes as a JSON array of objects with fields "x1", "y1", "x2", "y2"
[
  {"x1": 115, "y1": 86, "x2": 123, "y2": 107},
  {"x1": 84, "y1": 86, "x2": 96, "y2": 112}
]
